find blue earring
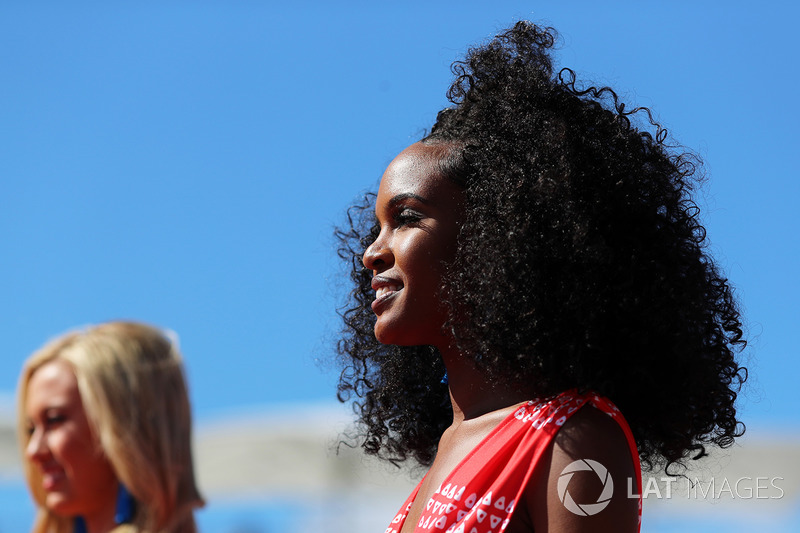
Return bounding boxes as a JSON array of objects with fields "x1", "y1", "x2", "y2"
[
  {"x1": 73, "y1": 517, "x2": 87, "y2": 533},
  {"x1": 441, "y1": 370, "x2": 449, "y2": 385},
  {"x1": 115, "y1": 482, "x2": 136, "y2": 524}
]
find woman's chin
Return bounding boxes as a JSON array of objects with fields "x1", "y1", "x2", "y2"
[
  {"x1": 45, "y1": 492, "x2": 77, "y2": 517},
  {"x1": 374, "y1": 326, "x2": 402, "y2": 346},
  {"x1": 374, "y1": 323, "x2": 410, "y2": 346},
  {"x1": 374, "y1": 323, "x2": 435, "y2": 347}
]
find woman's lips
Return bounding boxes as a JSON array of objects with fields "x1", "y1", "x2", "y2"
[
  {"x1": 41, "y1": 468, "x2": 65, "y2": 490},
  {"x1": 371, "y1": 276, "x2": 403, "y2": 314}
]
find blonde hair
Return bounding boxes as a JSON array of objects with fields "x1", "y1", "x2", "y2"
[{"x1": 18, "y1": 321, "x2": 204, "y2": 533}]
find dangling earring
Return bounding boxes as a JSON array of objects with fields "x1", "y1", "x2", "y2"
[
  {"x1": 441, "y1": 370, "x2": 449, "y2": 385},
  {"x1": 115, "y1": 482, "x2": 136, "y2": 524},
  {"x1": 73, "y1": 517, "x2": 88, "y2": 533}
]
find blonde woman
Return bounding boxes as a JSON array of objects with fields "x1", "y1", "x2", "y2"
[{"x1": 18, "y1": 321, "x2": 204, "y2": 533}]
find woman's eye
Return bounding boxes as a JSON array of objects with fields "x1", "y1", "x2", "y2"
[
  {"x1": 395, "y1": 208, "x2": 423, "y2": 225},
  {"x1": 45, "y1": 414, "x2": 66, "y2": 426}
]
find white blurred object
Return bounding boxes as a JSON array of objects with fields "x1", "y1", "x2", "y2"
[{"x1": 2, "y1": 401, "x2": 799, "y2": 532}]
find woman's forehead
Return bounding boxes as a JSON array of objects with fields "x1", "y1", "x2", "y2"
[
  {"x1": 27, "y1": 359, "x2": 80, "y2": 408},
  {"x1": 378, "y1": 143, "x2": 458, "y2": 201}
]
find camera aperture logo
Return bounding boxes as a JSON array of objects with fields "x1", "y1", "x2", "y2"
[
  {"x1": 557, "y1": 458, "x2": 785, "y2": 516},
  {"x1": 558, "y1": 459, "x2": 614, "y2": 516}
]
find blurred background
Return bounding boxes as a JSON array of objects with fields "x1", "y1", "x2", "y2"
[{"x1": 1, "y1": 2, "x2": 798, "y2": 531}]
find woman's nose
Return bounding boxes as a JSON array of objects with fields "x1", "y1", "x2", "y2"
[
  {"x1": 26, "y1": 428, "x2": 48, "y2": 462},
  {"x1": 363, "y1": 237, "x2": 393, "y2": 271}
]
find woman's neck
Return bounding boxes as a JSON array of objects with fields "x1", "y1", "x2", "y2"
[
  {"x1": 438, "y1": 344, "x2": 530, "y2": 423},
  {"x1": 81, "y1": 490, "x2": 119, "y2": 533}
]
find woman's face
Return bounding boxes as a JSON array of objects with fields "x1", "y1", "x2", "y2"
[
  {"x1": 24, "y1": 359, "x2": 117, "y2": 519},
  {"x1": 363, "y1": 142, "x2": 464, "y2": 346}
]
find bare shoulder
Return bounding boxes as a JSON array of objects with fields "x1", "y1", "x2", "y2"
[{"x1": 511, "y1": 405, "x2": 639, "y2": 533}]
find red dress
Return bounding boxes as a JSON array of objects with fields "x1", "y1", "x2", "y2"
[{"x1": 384, "y1": 391, "x2": 642, "y2": 533}]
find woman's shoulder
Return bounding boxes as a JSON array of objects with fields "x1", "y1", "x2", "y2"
[{"x1": 515, "y1": 400, "x2": 641, "y2": 533}]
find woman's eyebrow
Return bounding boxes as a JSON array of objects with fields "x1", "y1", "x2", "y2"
[{"x1": 388, "y1": 192, "x2": 429, "y2": 207}]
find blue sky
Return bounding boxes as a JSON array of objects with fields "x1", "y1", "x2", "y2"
[{"x1": 1, "y1": 2, "x2": 798, "y2": 433}]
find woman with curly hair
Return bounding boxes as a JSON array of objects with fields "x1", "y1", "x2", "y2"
[
  {"x1": 336, "y1": 20, "x2": 747, "y2": 533},
  {"x1": 18, "y1": 321, "x2": 204, "y2": 533}
]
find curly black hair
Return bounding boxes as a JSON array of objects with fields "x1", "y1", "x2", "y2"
[{"x1": 336, "y1": 21, "x2": 747, "y2": 471}]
